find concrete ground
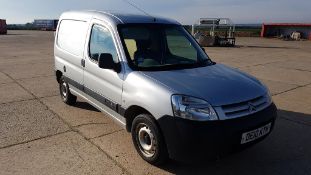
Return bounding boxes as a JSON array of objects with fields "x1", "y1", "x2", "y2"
[{"x1": 0, "y1": 30, "x2": 310, "y2": 175}]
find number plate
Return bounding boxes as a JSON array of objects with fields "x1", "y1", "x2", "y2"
[{"x1": 241, "y1": 123, "x2": 271, "y2": 144}]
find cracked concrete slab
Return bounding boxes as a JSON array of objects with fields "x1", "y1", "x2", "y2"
[
  {"x1": 0, "y1": 56, "x2": 53, "y2": 69},
  {"x1": 0, "y1": 99, "x2": 69, "y2": 148},
  {"x1": 241, "y1": 65, "x2": 311, "y2": 86},
  {"x1": 209, "y1": 49, "x2": 293, "y2": 69},
  {"x1": 273, "y1": 86, "x2": 311, "y2": 116},
  {"x1": 41, "y1": 96, "x2": 116, "y2": 127},
  {"x1": 1, "y1": 63, "x2": 54, "y2": 80},
  {"x1": 0, "y1": 132, "x2": 124, "y2": 175},
  {"x1": 17, "y1": 76, "x2": 59, "y2": 98},
  {"x1": 260, "y1": 79, "x2": 298, "y2": 95},
  {"x1": 0, "y1": 82, "x2": 34, "y2": 104},
  {"x1": 267, "y1": 60, "x2": 311, "y2": 72},
  {"x1": 0, "y1": 72, "x2": 13, "y2": 84},
  {"x1": 92, "y1": 130, "x2": 169, "y2": 175},
  {"x1": 0, "y1": 31, "x2": 53, "y2": 67},
  {"x1": 75, "y1": 123, "x2": 122, "y2": 140}
]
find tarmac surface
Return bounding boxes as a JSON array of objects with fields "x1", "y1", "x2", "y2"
[{"x1": 0, "y1": 30, "x2": 311, "y2": 175}]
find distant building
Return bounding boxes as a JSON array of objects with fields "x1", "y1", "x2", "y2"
[
  {"x1": 261, "y1": 23, "x2": 311, "y2": 40},
  {"x1": 33, "y1": 19, "x2": 58, "y2": 31},
  {"x1": 0, "y1": 19, "x2": 7, "y2": 34}
]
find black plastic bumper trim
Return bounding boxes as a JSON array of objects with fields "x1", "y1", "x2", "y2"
[{"x1": 158, "y1": 103, "x2": 278, "y2": 162}]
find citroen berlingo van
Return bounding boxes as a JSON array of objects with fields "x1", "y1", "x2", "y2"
[{"x1": 54, "y1": 11, "x2": 277, "y2": 165}]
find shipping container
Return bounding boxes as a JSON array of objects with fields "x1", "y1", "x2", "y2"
[
  {"x1": 33, "y1": 19, "x2": 58, "y2": 31},
  {"x1": 0, "y1": 19, "x2": 7, "y2": 35}
]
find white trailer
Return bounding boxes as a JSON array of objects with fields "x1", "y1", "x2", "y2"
[{"x1": 192, "y1": 18, "x2": 236, "y2": 46}]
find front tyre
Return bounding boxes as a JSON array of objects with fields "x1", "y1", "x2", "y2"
[
  {"x1": 59, "y1": 76, "x2": 77, "y2": 105},
  {"x1": 131, "y1": 114, "x2": 168, "y2": 165}
]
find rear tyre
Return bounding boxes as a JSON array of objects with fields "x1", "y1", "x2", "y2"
[
  {"x1": 131, "y1": 114, "x2": 168, "y2": 165},
  {"x1": 59, "y1": 76, "x2": 77, "y2": 105}
]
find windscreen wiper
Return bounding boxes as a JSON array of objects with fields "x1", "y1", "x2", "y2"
[{"x1": 198, "y1": 58, "x2": 215, "y2": 66}]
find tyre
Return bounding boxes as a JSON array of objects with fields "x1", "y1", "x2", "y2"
[
  {"x1": 131, "y1": 114, "x2": 168, "y2": 165},
  {"x1": 59, "y1": 76, "x2": 77, "y2": 105}
]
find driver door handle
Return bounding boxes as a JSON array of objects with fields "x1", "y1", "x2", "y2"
[{"x1": 81, "y1": 59, "x2": 85, "y2": 67}]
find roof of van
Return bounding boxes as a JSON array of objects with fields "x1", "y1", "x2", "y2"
[{"x1": 59, "y1": 10, "x2": 181, "y2": 25}]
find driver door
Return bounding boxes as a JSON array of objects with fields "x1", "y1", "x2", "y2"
[{"x1": 83, "y1": 22, "x2": 123, "y2": 115}]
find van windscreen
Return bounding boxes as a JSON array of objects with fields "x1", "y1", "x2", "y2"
[{"x1": 118, "y1": 24, "x2": 213, "y2": 71}]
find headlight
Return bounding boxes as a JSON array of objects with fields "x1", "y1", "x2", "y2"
[
  {"x1": 171, "y1": 95, "x2": 218, "y2": 121},
  {"x1": 264, "y1": 89, "x2": 273, "y2": 105},
  {"x1": 261, "y1": 82, "x2": 273, "y2": 105}
]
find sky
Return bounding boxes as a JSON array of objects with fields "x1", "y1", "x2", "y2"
[{"x1": 1, "y1": 0, "x2": 311, "y2": 24}]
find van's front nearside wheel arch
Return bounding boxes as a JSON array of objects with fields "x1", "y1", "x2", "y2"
[{"x1": 131, "y1": 114, "x2": 169, "y2": 165}]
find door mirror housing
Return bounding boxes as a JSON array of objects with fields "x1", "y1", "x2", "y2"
[{"x1": 98, "y1": 53, "x2": 121, "y2": 73}]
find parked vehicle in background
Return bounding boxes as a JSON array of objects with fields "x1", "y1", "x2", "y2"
[
  {"x1": 261, "y1": 23, "x2": 311, "y2": 41},
  {"x1": 54, "y1": 11, "x2": 277, "y2": 165},
  {"x1": 33, "y1": 19, "x2": 58, "y2": 31},
  {"x1": 0, "y1": 19, "x2": 7, "y2": 35}
]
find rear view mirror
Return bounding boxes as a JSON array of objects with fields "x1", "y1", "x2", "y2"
[{"x1": 98, "y1": 53, "x2": 121, "y2": 73}]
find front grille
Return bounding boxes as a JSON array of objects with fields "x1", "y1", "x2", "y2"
[{"x1": 221, "y1": 95, "x2": 269, "y2": 118}]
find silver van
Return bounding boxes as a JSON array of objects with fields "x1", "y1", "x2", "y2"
[{"x1": 54, "y1": 11, "x2": 277, "y2": 164}]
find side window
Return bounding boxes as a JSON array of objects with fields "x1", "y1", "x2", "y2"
[
  {"x1": 89, "y1": 25, "x2": 118, "y2": 62},
  {"x1": 57, "y1": 20, "x2": 88, "y2": 57},
  {"x1": 166, "y1": 28, "x2": 197, "y2": 60}
]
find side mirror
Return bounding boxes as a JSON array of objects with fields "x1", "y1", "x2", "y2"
[{"x1": 98, "y1": 53, "x2": 121, "y2": 73}]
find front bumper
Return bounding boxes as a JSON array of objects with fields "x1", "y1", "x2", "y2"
[{"x1": 158, "y1": 103, "x2": 277, "y2": 162}]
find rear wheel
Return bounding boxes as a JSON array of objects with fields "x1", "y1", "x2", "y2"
[
  {"x1": 59, "y1": 76, "x2": 77, "y2": 105},
  {"x1": 131, "y1": 114, "x2": 168, "y2": 165}
]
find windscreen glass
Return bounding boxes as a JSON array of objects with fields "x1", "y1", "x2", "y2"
[{"x1": 118, "y1": 24, "x2": 212, "y2": 71}]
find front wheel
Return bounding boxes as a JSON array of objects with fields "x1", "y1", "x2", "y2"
[{"x1": 131, "y1": 114, "x2": 168, "y2": 165}]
